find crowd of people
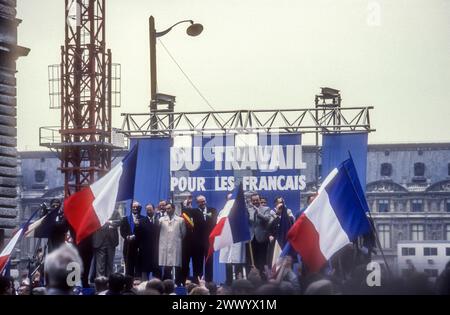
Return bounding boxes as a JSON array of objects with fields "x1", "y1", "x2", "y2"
[
  {"x1": 1, "y1": 193, "x2": 449, "y2": 295},
  {"x1": 37, "y1": 193, "x2": 305, "y2": 287},
  {"x1": 1, "y1": 242, "x2": 450, "y2": 295}
]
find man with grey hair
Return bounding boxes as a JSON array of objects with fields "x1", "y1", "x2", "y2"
[
  {"x1": 247, "y1": 193, "x2": 272, "y2": 275},
  {"x1": 181, "y1": 195, "x2": 217, "y2": 283},
  {"x1": 44, "y1": 244, "x2": 83, "y2": 295}
]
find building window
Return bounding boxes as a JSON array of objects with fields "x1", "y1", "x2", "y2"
[
  {"x1": 414, "y1": 162, "x2": 425, "y2": 177},
  {"x1": 411, "y1": 200, "x2": 423, "y2": 212},
  {"x1": 380, "y1": 163, "x2": 392, "y2": 177},
  {"x1": 446, "y1": 225, "x2": 450, "y2": 241},
  {"x1": 411, "y1": 224, "x2": 424, "y2": 241},
  {"x1": 401, "y1": 247, "x2": 415, "y2": 256},
  {"x1": 396, "y1": 201, "x2": 405, "y2": 212},
  {"x1": 424, "y1": 247, "x2": 438, "y2": 256},
  {"x1": 446, "y1": 248, "x2": 450, "y2": 256},
  {"x1": 432, "y1": 232, "x2": 438, "y2": 240},
  {"x1": 34, "y1": 170, "x2": 46, "y2": 183},
  {"x1": 424, "y1": 269, "x2": 439, "y2": 277},
  {"x1": 378, "y1": 224, "x2": 391, "y2": 248},
  {"x1": 378, "y1": 200, "x2": 389, "y2": 213},
  {"x1": 448, "y1": 163, "x2": 450, "y2": 176},
  {"x1": 446, "y1": 200, "x2": 450, "y2": 212}
]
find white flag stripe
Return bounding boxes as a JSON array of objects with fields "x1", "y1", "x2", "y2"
[
  {"x1": 24, "y1": 214, "x2": 49, "y2": 238},
  {"x1": 217, "y1": 199, "x2": 234, "y2": 220},
  {"x1": 0, "y1": 228, "x2": 23, "y2": 257},
  {"x1": 91, "y1": 161, "x2": 124, "y2": 226},
  {"x1": 271, "y1": 240, "x2": 283, "y2": 268},
  {"x1": 305, "y1": 170, "x2": 350, "y2": 260},
  {"x1": 213, "y1": 219, "x2": 234, "y2": 251}
]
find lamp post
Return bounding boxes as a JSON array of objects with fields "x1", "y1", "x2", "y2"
[{"x1": 149, "y1": 15, "x2": 203, "y2": 130}]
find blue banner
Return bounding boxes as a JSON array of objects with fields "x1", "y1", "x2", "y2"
[
  {"x1": 321, "y1": 133, "x2": 368, "y2": 192},
  {"x1": 130, "y1": 137, "x2": 172, "y2": 214},
  {"x1": 257, "y1": 133, "x2": 302, "y2": 215}
]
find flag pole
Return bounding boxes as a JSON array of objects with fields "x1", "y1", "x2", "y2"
[
  {"x1": 367, "y1": 211, "x2": 392, "y2": 277},
  {"x1": 248, "y1": 241, "x2": 255, "y2": 268},
  {"x1": 232, "y1": 264, "x2": 236, "y2": 280},
  {"x1": 344, "y1": 152, "x2": 393, "y2": 277}
]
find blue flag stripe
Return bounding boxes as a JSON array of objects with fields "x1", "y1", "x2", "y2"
[
  {"x1": 116, "y1": 143, "x2": 139, "y2": 202},
  {"x1": 228, "y1": 182, "x2": 251, "y2": 243},
  {"x1": 325, "y1": 158, "x2": 371, "y2": 241}
]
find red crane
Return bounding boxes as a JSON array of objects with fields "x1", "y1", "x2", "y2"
[{"x1": 43, "y1": 0, "x2": 120, "y2": 197}]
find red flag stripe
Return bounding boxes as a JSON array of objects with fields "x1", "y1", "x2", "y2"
[
  {"x1": 207, "y1": 217, "x2": 227, "y2": 261},
  {"x1": 63, "y1": 187, "x2": 101, "y2": 244},
  {"x1": 287, "y1": 214, "x2": 327, "y2": 272},
  {"x1": 0, "y1": 255, "x2": 8, "y2": 273}
]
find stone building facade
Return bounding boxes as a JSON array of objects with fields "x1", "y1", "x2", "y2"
[
  {"x1": 0, "y1": 0, "x2": 28, "y2": 247},
  {"x1": 364, "y1": 143, "x2": 450, "y2": 272}
]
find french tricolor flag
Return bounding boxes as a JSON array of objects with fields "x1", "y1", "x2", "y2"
[
  {"x1": 287, "y1": 157, "x2": 371, "y2": 273},
  {"x1": 208, "y1": 183, "x2": 251, "y2": 259},
  {"x1": 64, "y1": 144, "x2": 138, "y2": 244},
  {"x1": 1, "y1": 209, "x2": 40, "y2": 274},
  {"x1": 0, "y1": 228, "x2": 24, "y2": 274}
]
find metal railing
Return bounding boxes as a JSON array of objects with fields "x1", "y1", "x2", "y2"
[
  {"x1": 120, "y1": 107, "x2": 374, "y2": 137},
  {"x1": 39, "y1": 126, "x2": 127, "y2": 149}
]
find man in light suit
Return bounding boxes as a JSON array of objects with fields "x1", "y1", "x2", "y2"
[
  {"x1": 247, "y1": 193, "x2": 272, "y2": 274},
  {"x1": 158, "y1": 203, "x2": 186, "y2": 285}
]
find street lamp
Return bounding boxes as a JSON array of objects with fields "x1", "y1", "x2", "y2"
[{"x1": 149, "y1": 15, "x2": 203, "y2": 128}]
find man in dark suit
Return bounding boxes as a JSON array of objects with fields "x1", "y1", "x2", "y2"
[
  {"x1": 120, "y1": 201, "x2": 144, "y2": 277},
  {"x1": 135, "y1": 203, "x2": 161, "y2": 280},
  {"x1": 156, "y1": 200, "x2": 167, "y2": 220},
  {"x1": 181, "y1": 195, "x2": 217, "y2": 282},
  {"x1": 92, "y1": 209, "x2": 121, "y2": 278},
  {"x1": 47, "y1": 198, "x2": 69, "y2": 253}
]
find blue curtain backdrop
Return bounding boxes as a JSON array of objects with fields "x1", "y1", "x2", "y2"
[
  {"x1": 321, "y1": 133, "x2": 368, "y2": 192},
  {"x1": 191, "y1": 134, "x2": 235, "y2": 209},
  {"x1": 129, "y1": 137, "x2": 172, "y2": 215},
  {"x1": 257, "y1": 133, "x2": 302, "y2": 214}
]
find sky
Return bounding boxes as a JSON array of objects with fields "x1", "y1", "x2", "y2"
[{"x1": 15, "y1": 0, "x2": 450, "y2": 151}]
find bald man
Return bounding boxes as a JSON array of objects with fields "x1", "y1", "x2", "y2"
[
  {"x1": 120, "y1": 201, "x2": 144, "y2": 277},
  {"x1": 181, "y1": 195, "x2": 217, "y2": 283}
]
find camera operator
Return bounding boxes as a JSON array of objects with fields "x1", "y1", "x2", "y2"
[{"x1": 47, "y1": 198, "x2": 69, "y2": 253}]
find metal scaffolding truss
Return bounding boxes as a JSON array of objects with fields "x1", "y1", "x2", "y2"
[
  {"x1": 40, "y1": 0, "x2": 115, "y2": 197},
  {"x1": 120, "y1": 106, "x2": 374, "y2": 137}
]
